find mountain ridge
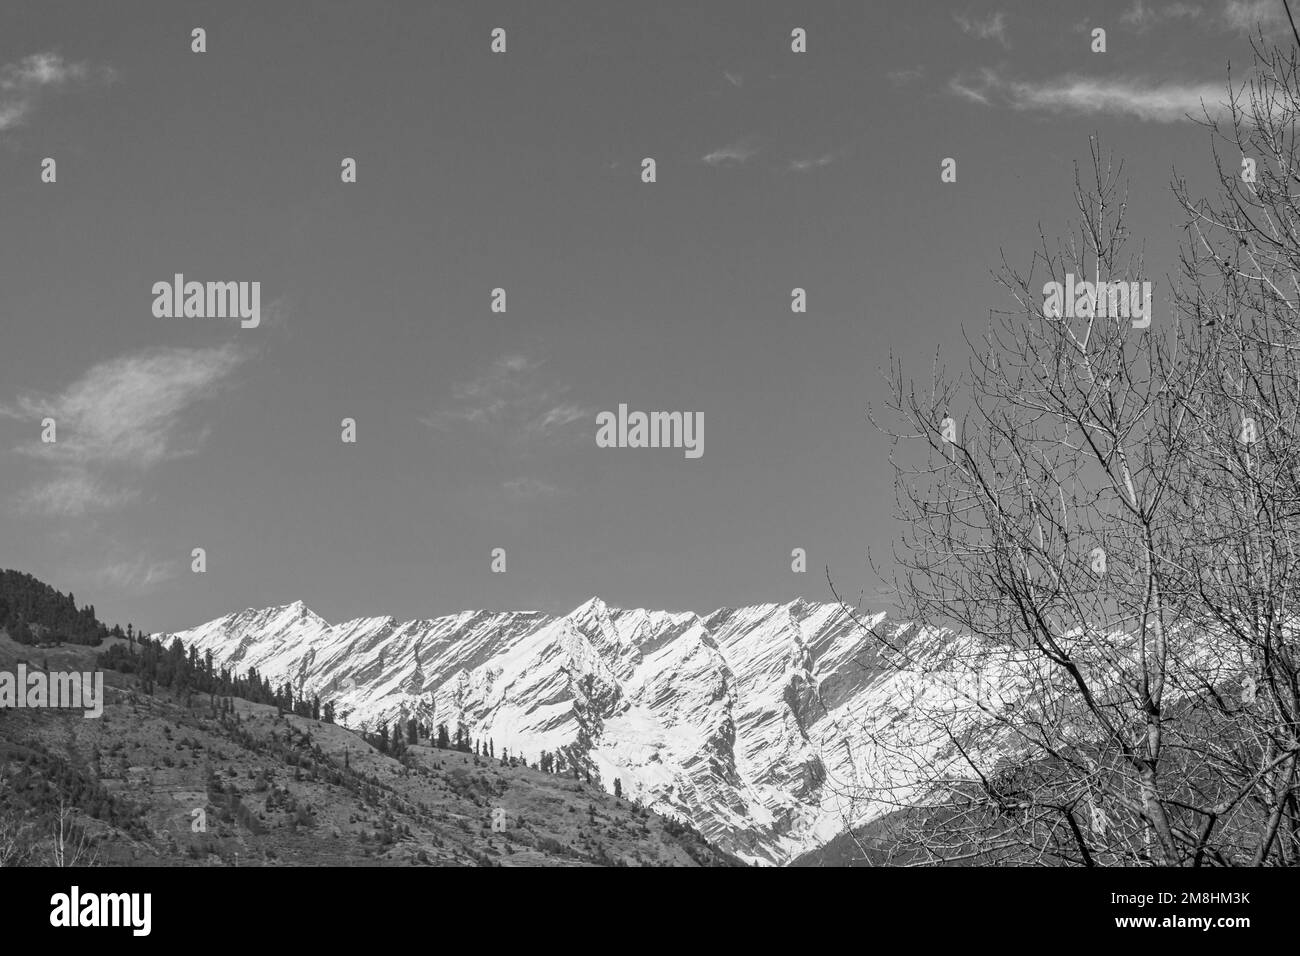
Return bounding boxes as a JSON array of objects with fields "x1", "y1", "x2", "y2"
[{"x1": 161, "y1": 595, "x2": 972, "y2": 865}]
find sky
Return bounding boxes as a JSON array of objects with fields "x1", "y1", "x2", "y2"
[{"x1": 0, "y1": 0, "x2": 1287, "y2": 632}]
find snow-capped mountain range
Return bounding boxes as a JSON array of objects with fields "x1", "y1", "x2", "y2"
[{"x1": 162, "y1": 596, "x2": 1009, "y2": 864}]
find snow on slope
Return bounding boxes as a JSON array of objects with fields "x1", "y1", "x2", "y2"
[{"x1": 163, "y1": 597, "x2": 1007, "y2": 865}]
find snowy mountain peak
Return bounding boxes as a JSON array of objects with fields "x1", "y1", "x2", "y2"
[
  {"x1": 223, "y1": 599, "x2": 317, "y2": 626},
  {"x1": 160, "y1": 595, "x2": 991, "y2": 865},
  {"x1": 571, "y1": 595, "x2": 607, "y2": 615}
]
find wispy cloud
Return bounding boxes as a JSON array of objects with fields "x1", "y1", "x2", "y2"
[
  {"x1": 16, "y1": 474, "x2": 139, "y2": 516},
  {"x1": 91, "y1": 553, "x2": 178, "y2": 593},
  {"x1": 948, "y1": 68, "x2": 1225, "y2": 122},
  {"x1": 702, "y1": 139, "x2": 758, "y2": 166},
  {"x1": 1223, "y1": 0, "x2": 1288, "y2": 33},
  {"x1": 1108, "y1": 1, "x2": 1285, "y2": 34},
  {"x1": 424, "y1": 354, "x2": 592, "y2": 443},
  {"x1": 949, "y1": 71, "x2": 994, "y2": 105},
  {"x1": 0, "y1": 52, "x2": 114, "y2": 133},
  {"x1": 954, "y1": 11, "x2": 1010, "y2": 47},
  {"x1": 2, "y1": 345, "x2": 246, "y2": 516},
  {"x1": 789, "y1": 153, "x2": 836, "y2": 173},
  {"x1": 1121, "y1": 1, "x2": 1203, "y2": 30}
]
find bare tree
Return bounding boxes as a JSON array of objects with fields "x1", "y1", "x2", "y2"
[
  {"x1": 838, "y1": 43, "x2": 1300, "y2": 867},
  {"x1": 1164, "y1": 34, "x2": 1300, "y2": 865},
  {"x1": 0, "y1": 768, "x2": 34, "y2": 867},
  {"x1": 47, "y1": 797, "x2": 99, "y2": 868}
]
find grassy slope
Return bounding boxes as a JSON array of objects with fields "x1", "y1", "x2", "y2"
[{"x1": 0, "y1": 634, "x2": 743, "y2": 867}]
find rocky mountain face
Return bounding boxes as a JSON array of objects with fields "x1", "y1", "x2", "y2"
[{"x1": 163, "y1": 597, "x2": 997, "y2": 865}]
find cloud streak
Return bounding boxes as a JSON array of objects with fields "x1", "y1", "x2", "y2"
[
  {"x1": 949, "y1": 68, "x2": 1226, "y2": 122},
  {"x1": 1223, "y1": 0, "x2": 1288, "y2": 33},
  {"x1": 702, "y1": 139, "x2": 758, "y2": 166},
  {"x1": 2, "y1": 345, "x2": 246, "y2": 516},
  {"x1": 1121, "y1": 1, "x2": 1204, "y2": 30},
  {"x1": 424, "y1": 354, "x2": 592, "y2": 443},
  {"x1": 789, "y1": 153, "x2": 836, "y2": 173},
  {"x1": 954, "y1": 11, "x2": 1010, "y2": 47},
  {"x1": 0, "y1": 52, "x2": 113, "y2": 133},
  {"x1": 91, "y1": 553, "x2": 178, "y2": 593}
]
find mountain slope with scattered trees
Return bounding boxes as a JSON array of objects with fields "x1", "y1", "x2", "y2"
[
  {"x1": 0, "y1": 573, "x2": 742, "y2": 867},
  {"x1": 0, "y1": 569, "x2": 127, "y2": 647}
]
